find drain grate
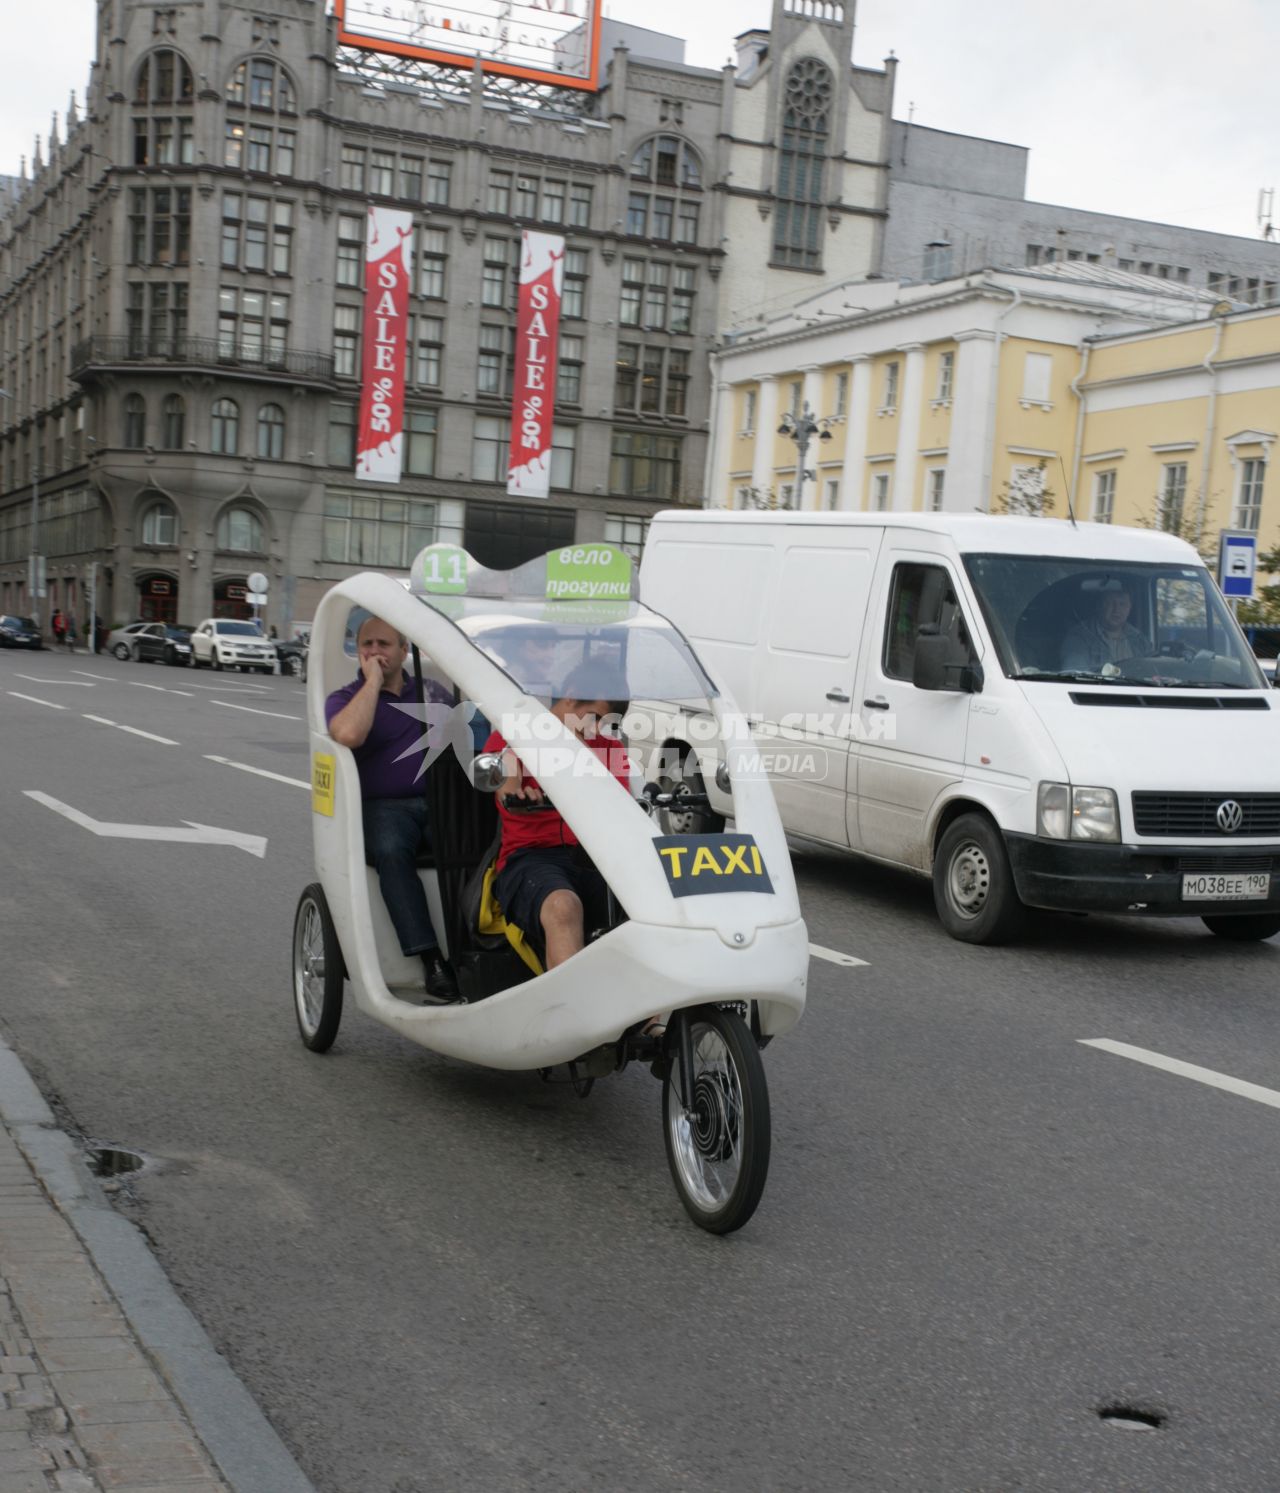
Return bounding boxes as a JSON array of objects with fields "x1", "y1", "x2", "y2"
[
  {"x1": 86, "y1": 1145, "x2": 146, "y2": 1178},
  {"x1": 1098, "y1": 1404, "x2": 1165, "y2": 1432}
]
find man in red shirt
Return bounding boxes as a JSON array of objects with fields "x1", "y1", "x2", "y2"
[{"x1": 484, "y1": 665, "x2": 633, "y2": 970}]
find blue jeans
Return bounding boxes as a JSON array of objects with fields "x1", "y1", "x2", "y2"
[{"x1": 361, "y1": 797, "x2": 437, "y2": 956}]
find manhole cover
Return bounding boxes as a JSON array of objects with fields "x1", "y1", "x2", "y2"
[
  {"x1": 86, "y1": 1146, "x2": 147, "y2": 1178},
  {"x1": 1098, "y1": 1405, "x2": 1165, "y2": 1432}
]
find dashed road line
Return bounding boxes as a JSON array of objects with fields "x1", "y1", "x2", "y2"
[
  {"x1": 1081, "y1": 1038, "x2": 1280, "y2": 1113},
  {"x1": 184, "y1": 681, "x2": 277, "y2": 694},
  {"x1": 205, "y1": 754, "x2": 310, "y2": 790},
  {"x1": 809, "y1": 943, "x2": 870, "y2": 968},
  {"x1": 83, "y1": 714, "x2": 179, "y2": 745},
  {"x1": 8, "y1": 692, "x2": 67, "y2": 710},
  {"x1": 130, "y1": 681, "x2": 195, "y2": 697},
  {"x1": 211, "y1": 700, "x2": 302, "y2": 721},
  {"x1": 14, "y1": 674, "x2": 95, "y2": 686},
  {"x1": 72, "y1": 670, "x2": 115, "y2": 681}
]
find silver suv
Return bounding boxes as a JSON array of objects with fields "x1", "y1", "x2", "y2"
[{"x1": 189, "y1": 619, "x2": 278, "y2": 673}]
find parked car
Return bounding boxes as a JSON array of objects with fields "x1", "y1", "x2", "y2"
[
  {"x1": 189, "y1": 618, "x2": 278, "y2": 673},
  {"x1": 106, "y1": 621, "x2": 155, "y2": 660},
  {"x1": 0, "y1": 615, "x2": 43, "y2": 649},
  {"x1": 132, "y1": 623, "x2": 193, "y2": 666}
]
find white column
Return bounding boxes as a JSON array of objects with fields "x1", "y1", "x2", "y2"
[
  {"x1": 840, "y1": 355, "x2": 872, "y2": 510},
  {"x1": 706, "y1": 379, "x2": 736, "y2": 507},
  {"x1": 752, "y1": 375, "x2": 779, "y2": 497},
  {"x1": 798, "y1": 365, "x2": 826, "y2": 508},
  {"x1": 948, "y1": 331, "x2": 996, "y2": 511},
  {"x1": 891, "y1": 343, "x2": 926, "y2": 511}
]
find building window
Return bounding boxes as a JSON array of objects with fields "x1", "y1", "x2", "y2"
[
  {"x1": 822, "y1": 479, "x2": 839, "y2": 509},
  {"x1": 628, "y1": 135, "x2": 702, "y2": 244},
  {"x1": 1237, "y1": 457, "x2": 1266, "y2": 531},
  {"x1": 604, "y1": 514, "x2": 650, "y2": 559},
  {"x1": 400, "y1": 155, "x2": 423, "y2": 200},
  {"x1": 405, "y1": 409, "x2": 438, "y2": 476},
  {"x1": 1022, "y1": 352, "x2": 1053, "y2": 404},
  {"x1": 222, "y1": 194, "x2": 292, "y2": 274},
  {"x1": 551, "y1": 424, "x2": 576, "y2": 488},
  {"x1": 1160, "y1": 462, "x2": 1188, "y2": 531},
  {"x1": 211, "y1": 399, "x2": 239, "y2": 455},
  {"x1": 471, "y1": 415, "x2": 508, "y2": 483},
  {"x1": 333, "y1": 305, "x2": 360, "y2": 379},
  {"x1": 833, "y1": 372, "x2": 848, "y2": 418},
  {"x1": 427, "y1": 160, "x2": 452, "y2": 207},
  {"x1": 562, "y1": 248, "x2": 588, "y2": 320},
  {"x1": 926, "y1": 468, "x2": 946, "y2": 512},
  {"x1": 161, "y1": 394, "x2": 185, "y2": 450},
  {"x1": 226, "y1": 57, "x2": 294, "y2": 112},
  {"x1": 133, "y1": 114, "x2": 194, "y2": 167},
  {"x1": 871, "y1": 471, "x2": 890, "y2": 511},
  {"x1": 336, "y1": 214, "x2": 364, "y2": 288},
  {"x1": 370, "y1": 149, "x2": 395, "y2": 196},
  {"x1": 323, "y1": 492, "x2": 443, "y2": 567},
  {"x1": 219, "y1": 288, "x2": 289, "y2": 361},
  {"x1": 882, "y1": 362, "x2": 899, "y2": 411},
  {"x1": 408, "y1": 315, "x2": 444, "y2": 388},
  {"x1": 328, "y1": 403, "x2": 356, "y2": 467},
  {"x1": 743, "y1": 389, "x2": 757, "y2": 433},
  {"x1": 127, "y1": 282, "x2": 188, "y2": 354},
  {"x1": 488, "y1": 169, "x2": 512, "y2": 214},
  {"x1": 136, "y1": 48, "x2": 194, "y2": 104},
  {"x1": 541, "y1": 180, "x2": 565, "y2": 223},
  {"x1": 224, "y1": 60, "x2": 295, "y2": 173},
  {"x1": 340, "y1": 145, "x2": 366, "y2": 192},
  {"x1": 568, "y1": 185, "x2": 592, "y2": 228},
  {"x1": 615, "y1": 345, "x2": 689, "y2": 417},
  {"x1": 130, "y1": 186, "x2": 191, "y2": 267},
  {"x1": 140, "y1": 501, "x2": 177, "y2": 546},
  {"x1": 123, "y1": 394, "x2": 146, "y2": 449},
  {"x1": 516, "y1": 175, "x2": 538, "y2": 218},
  {"x1": 257, "y1": 403, "x2": 285, "y2": 460},
  {"x1": 1093, "y1": 468, "x2": 1116, "y2": 524},
  {"x1": 923, "y1": 241, "x2": 952, "y2": 280},
  {"x1": 482, "y1": 236, "x2": 516, "y2": 308},
  {"x1": 609, "y1": 429, "x2": 682, "y2": 499},
  {"x1": 936, "y1": 351, "x2": 954, "y2": 402},
  {"x1": 773, "y1": 58, "x2": 832, "y2": 269},
  {"x1": 557, "y1": 334, "x2": 584, "y2": 405},
  {"x1": 478, "y1": 324, "x2": 514, "y2": 397},
  {"x1": 418, "y1": 229, "x2": 447, "y2": 300},
  {"x1": 132, "y1": 50, "x2": 195, "y2": 166},
  {"x1": 216, "y1": 506, "x2": 264, "y2": 552}
]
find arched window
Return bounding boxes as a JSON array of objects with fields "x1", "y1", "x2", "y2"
[
  {"x1": 123, "y1": 394, "x2": 146, "y2": 449},
  {"x1": 226, "y1": 57, "x2": 296, "y2": 112},
  {"x1": 134, "y1": 49, "x2": 194, "y2": 106},
  {"x1": 211, "y1": 398, "x2": 239, "y2": 455},
  {"x1": 161, "y1": 394, "x2": 185, "y2": 450},
  {"x1": 140, "y1": 501, "x2": 177, "y2": 547},
  {"x1": 257, "y1": 403, "x2": 285, "y2": 460},
  {"x1": 626, "y1": 135, "x2": 702, "y2": 244},
  {"x1": 216, "y1": 506, "x2": 265, "y2": 553},
  {"x1": 224, "y1": 57, "x2": 297, "y2": 174},
  {"x1": 133, "y1": 49, "x2": 195, "y2": 167},
  {"x1": 773, "y1": 58, "x2": 833, "y2": 269}
]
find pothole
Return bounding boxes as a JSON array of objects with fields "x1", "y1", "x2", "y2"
[
  {"x1": 85, "y1": 1145, "x2": 147, "y2": 1178},
  {"x1": 1098, "y1": 1404, "x2": 1166, "y2": 1432}
]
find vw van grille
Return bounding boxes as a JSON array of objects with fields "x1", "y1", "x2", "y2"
[{"x1": 1132, "y1": 793, "x2": 1280, "y2": 837}]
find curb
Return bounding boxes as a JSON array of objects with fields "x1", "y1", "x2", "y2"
[{"x1": 0, "y1": 1039, "x2": 318, "y2": 1493}]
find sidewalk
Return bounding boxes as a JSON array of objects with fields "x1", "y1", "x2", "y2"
[{"x1": 0, "y1": 1044, "x2": 317, "y2": 1493}]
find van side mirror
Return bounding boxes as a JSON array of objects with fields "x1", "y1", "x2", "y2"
[{"x1": 912, "y1": 631, "x2": 983, "y2": 694}]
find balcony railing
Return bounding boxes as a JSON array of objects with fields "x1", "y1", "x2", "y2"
[{"x1": 71, "y1": 336, "x2": 334, "y2": 383}]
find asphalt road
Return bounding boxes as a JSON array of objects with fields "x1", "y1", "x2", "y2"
[{"x1": 4, "y1": 644, "x2": 1280, "y2": 1491}]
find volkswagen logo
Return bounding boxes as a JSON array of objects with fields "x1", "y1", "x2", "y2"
[{"x1": 1216, "y1": 799, "x2": 1244, "y2": 834}]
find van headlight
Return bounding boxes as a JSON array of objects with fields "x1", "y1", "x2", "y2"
[{"x1": 1037, "y1": 783, "x2": 1119, "y2": 842}]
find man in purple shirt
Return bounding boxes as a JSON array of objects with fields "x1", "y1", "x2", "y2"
[{"x1": 325, "y1": 615, "x2": 460, "y2": 1002}]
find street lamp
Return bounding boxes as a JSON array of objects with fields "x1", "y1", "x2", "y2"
[{"x1": 777, "y1": 401, "x2": 834, "y2": 510}]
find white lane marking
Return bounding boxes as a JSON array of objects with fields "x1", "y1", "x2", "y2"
[
  {"x1": 1081, "y1": 1038, "x2": 1280, "y2": 1112},
  {"x1": 184, "y1": 681, "x2": 276, "y2": 694},
  {"x1": 809, "y1": 943, "x2": 870, "y2": 968},
  {"x1": 205, "y1": 754, "x2": 310, "y2": 790},
  {"x1": 23, "y1": 791, "x2": 266, "y2": 858},
  {"x1": 8, "y1": 692, "x2": 67, "y2": 710},
  {"x1": 211, "y1": 699, "x2": 301, "y2": 722},
  {"x1": 129, "y1": 681, "x2": 195, "y2": 697},
  {"x1": 14, "y1": 674, "x2": 95, "y2": 686},
  {"x1": 83, "y1": 714, "x2": 179, "y2": 746},
  {"x1": 72, "y1": 671, "x2": 115, "y2": 681}
]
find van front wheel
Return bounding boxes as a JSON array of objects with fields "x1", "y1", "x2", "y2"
[{"x1": 933, "y1": 814, "x2": 1025, "y2": 945}]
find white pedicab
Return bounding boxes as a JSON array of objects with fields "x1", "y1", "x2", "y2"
[{"x1": 292, "y1": 544, "x2": 808, "y2": 1233}]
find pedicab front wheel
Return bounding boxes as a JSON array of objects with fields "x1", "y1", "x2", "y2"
[
  {"x1": 662, "y1": 1006, "x2": 771, "y2": 1235},
  {"x1": 292, "y1": 883, "x2": 344, "y2": 1052}
]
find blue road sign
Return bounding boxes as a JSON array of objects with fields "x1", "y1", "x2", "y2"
[{"x1": 1219, "y1": 530, "x2": 1258, "y2": 599}]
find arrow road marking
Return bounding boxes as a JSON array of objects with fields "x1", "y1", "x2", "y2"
[
  {"x1": 83, "y1": 714, "x2": 179, "y2": 746},
  {"x1": 14, "y1": 674, "x2": 95, "y2": 686},
  {"x1": 212, "y1": 700, "x2": 301, "y2": 721},
  {"x1": 8, "y1": 692, "x2": 66, "y2": 710},
  {"x1": 205, "y1": 754, "x2": 310, "y2": 790},
  {"x1": 809, "y1": 943, "x2": 870, "y2": 968},
  {"x1": 1080, "y1": 1038, "x2": 1280, "y2": 1112},
  {"x1": 23, "y1": 791, "x2": 267, "y2": 858}
]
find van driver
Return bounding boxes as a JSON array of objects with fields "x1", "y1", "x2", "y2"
[{"x1": 1061, "y1": 584, "x2": 1151, "y2": 671}]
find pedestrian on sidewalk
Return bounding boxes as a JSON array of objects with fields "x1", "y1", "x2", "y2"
[
  {"x1": 64, "y1": 615, "x2": 77, "y2": 652},
  {"x1": 50, "y1": 609, "x2": 66, "y2": 648}
]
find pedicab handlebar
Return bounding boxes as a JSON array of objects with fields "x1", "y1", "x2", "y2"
[{"x1": 497, "y1": 783, "x2": 713, "y2": 815}]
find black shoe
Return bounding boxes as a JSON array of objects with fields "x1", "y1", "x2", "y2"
[{"x1": 421, "y1": 950, "x2": 462, "y2": 1004}]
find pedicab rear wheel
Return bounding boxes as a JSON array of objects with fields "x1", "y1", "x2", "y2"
[
  {"x1": 292, "y1": 883, "x2": 344, "y2": 1052},
  {"x1": 662, "y1": 1006, "x2": 771, "y2": 1234}
]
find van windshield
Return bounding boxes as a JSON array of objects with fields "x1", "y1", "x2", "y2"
[{"x1": 963, "y1": 554, "x2": 1266, "y2": 689}]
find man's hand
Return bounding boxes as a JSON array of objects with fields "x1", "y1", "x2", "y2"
[{"x1": 361, "y1": 653, "x2": 387, "y2": 691}]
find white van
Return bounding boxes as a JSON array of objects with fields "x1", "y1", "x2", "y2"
[{"x1": 637, "y1": 511, "x2": 1280, "y2": 945}]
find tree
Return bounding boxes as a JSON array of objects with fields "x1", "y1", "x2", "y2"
[{"x1": 992, "y1": 459, "x2": 1055, "y2": 517}]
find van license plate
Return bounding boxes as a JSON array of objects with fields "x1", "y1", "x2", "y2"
[{"x1": 1181, "y1": 873, "x2": 1269, "y2": 901}]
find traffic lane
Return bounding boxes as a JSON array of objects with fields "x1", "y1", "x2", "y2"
[{"x1": 790, "y1": 840, "x2": 1280, "y2": 1097}]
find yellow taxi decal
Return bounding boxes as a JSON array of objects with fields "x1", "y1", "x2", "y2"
[
  {"x1": 311, "y1": 753, "x2": 336, "y2": 817},
  {"x1": 653, "y1": 834, "x2": 773, "y2": 898}
]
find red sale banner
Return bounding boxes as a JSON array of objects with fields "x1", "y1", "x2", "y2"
[
  {"x1": 507, "y1": 231, "x2": 564, "y2": 500},
  {"x1": 356, "y1": 206, "x2": 414, "y2": 483}
]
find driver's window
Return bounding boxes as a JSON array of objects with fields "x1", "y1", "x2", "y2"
[{"x1": 883, "y1": 562, "x2": 972, "y2": 681}]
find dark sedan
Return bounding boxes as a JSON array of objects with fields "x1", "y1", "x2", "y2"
[
  {"x1": 132, "y1": 623, "x2": 193, "y2": 666},
  {"x1": 0, "y1": 615, "x2": 43, "y2": 649}
]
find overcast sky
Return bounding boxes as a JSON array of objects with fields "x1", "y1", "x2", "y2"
[{"x1": 4, "y1": 0, "x2": 1276, "y2": 243}]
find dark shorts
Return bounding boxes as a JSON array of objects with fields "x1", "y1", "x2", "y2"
[{"x1": 493, "y1": 847, "x2": 611, "y2": 954}]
